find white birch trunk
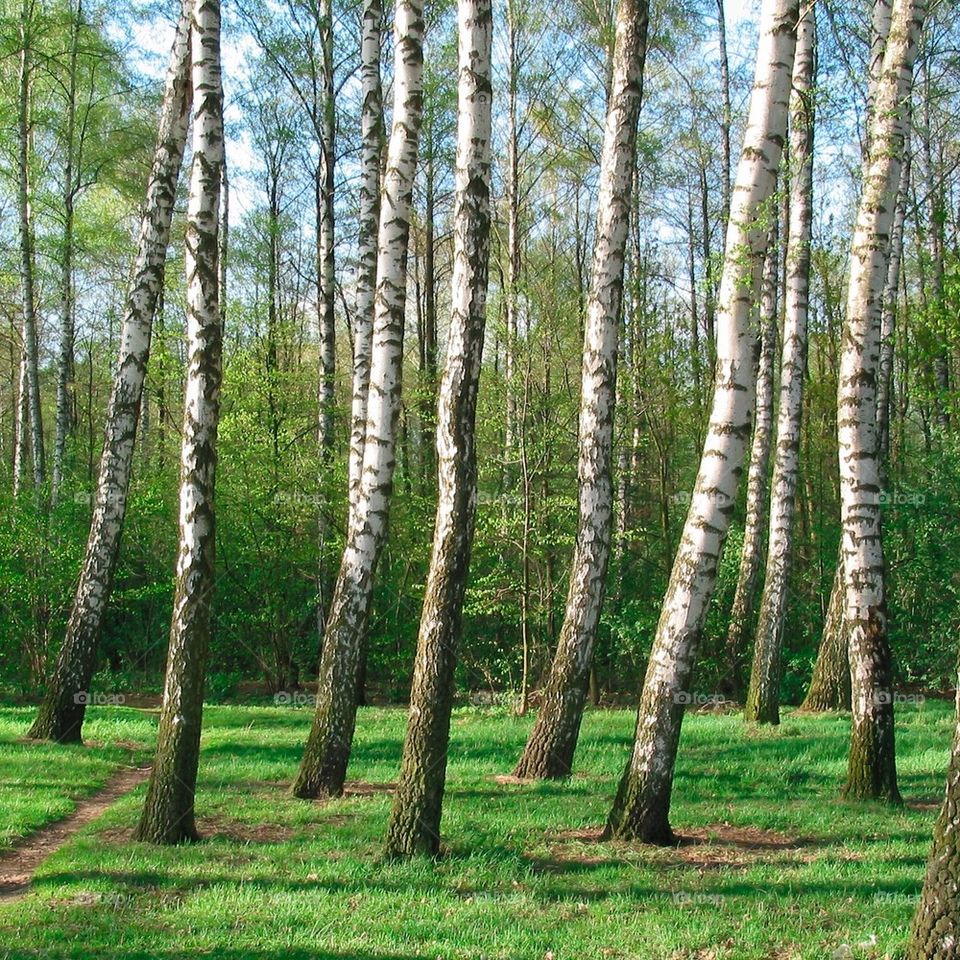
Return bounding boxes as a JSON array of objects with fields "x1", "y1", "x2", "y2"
[
  {"x1": 13, "y1": 352, "x2": 29, "y2": 498},
  {"x1": 17, "y1": 0, "x2": 44, "y2": 493},
  {"x1": 606, "y1": 0, "x2": 799, "y2": 844},
  {"x1": 746, "y1": 6, "x2": 816, "y2": 725},
  {"x1": 726, "y1": 220, "x2": 779, "y2": 697},
  {"x1": 28, "y1": 0, "x2": 193, "y2": 743},
  {"x1": 136, "y1": 0, "x2": 224, "y2": 844},
  {"x1": 347, "y1": 0, "x2": 384, "y2": 508},
  {"x1": 511, "y1": 0, "x2": 650, "y2": 782},
  {"x1": 51, "y1": 0, "x2": 82, "y2": 507},
  {"x1": 839, "y1": 0, "x2": 925, "y2": 803},
  {"x1": 294, "y1": 0, "x2": 424, "y2": 799},
  {"x1": 876, "y1": 148, "x2": 909, "y2": 461},
  {"x1": 384, "y1": 0, "x2": 493, "y2": 854}
]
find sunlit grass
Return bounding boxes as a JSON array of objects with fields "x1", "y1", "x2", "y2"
[{"x1": 0, "y1": 700, "x2": 950, "y2": 959}]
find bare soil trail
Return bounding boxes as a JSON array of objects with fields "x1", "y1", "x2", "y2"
[{"x1": 0, "y1": 764, "x2": 151, "y2": 901}]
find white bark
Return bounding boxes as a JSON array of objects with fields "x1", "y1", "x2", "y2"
[
  {"x1": 294, "y1": 0, "x2": 424, "y2": 799},
  {"x1": 17, "y1": 0, "x2": 44, "y2": 493},
  {"x1": 136, "y1": 0, "x2": 224, "y2": 845},
  {"x1": 839, "y1": 0, "x2": 925, "y2": 802},
  {"x1": 727, "y1": 219, "x2": 779, "y2": 694},
  {"x1": 384, "y1": 0, "x2": 493, "y2": 854},
  {"x1": 348, "y1": 0, "x2": 384, "y2": 507},
  {"x1": 513, "y1": 0, "x2": 650, "y2": 780},
  {"x1": 748, "y1": 5, "x2": 816, "y2": 725},
  {"x1": 876, "y1": 147, "x2": 909, "y2": 460},
  {"x1": 51, "y1": 0, "x2": 83, "y2": 507},
  {"x1": 606, "y1": 0, "x2": 799, "y2": 843},
  {"x1": 28, "y1": 0, "x2": 193, "y2": 743}
]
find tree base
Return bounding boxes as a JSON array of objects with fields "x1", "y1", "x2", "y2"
[
  {"x1": 27, "y1": 699, "x2": 85, "y2": 745},
  {"x1": 603, "y1": 814, "x2": 675, "y2": 846},
  {"x1": 133, "y1": 818, "x2": 201, "y2": 845},
  {"x1": 291, "y1": 769, "x2": 344, "y2": 801},
  {"x1": 743, "y1": 700, "x2": 780, "y2": 725},
  {"x1": 511, "y1": 745, "x2": 573, "y2": 781},
  {"x1": 383, "y1": 822, "x2": 442, "y2": 860}
]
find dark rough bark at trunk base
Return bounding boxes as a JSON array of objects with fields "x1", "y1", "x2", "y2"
[
  {"x1": 744, "y1": 685, "x2": 780, "y2": 725},
  {"x1": 907, "y1": 716, "x2": 960, "y2": 959},
  {"x1": 604, "y1": 773, "x2": 676, "y2": 846},
  {"x1": 27, "y1": 632, "x2": 96, "y2": 743},
  {"x1": 134, "y1": 754, "x2": 202, "y2": 845},
  {"x1": 384, "y1": 674, "x2": 456, "y2": 857},
  {"x1": 800, "y1": 566, "x2": 851, "y2": 712},
  {"x1": 512, "y1": 682, "x2": 589, "y2": 779},
  {"x1": 842, "y1": 714, "x2": 902, "y2": 804},
  {"x1": 743, "y1": 635, "x2": 781, "y2": 725},
  {"x1": 291, "y1": 733, "x2": 351, "y2": 800}
]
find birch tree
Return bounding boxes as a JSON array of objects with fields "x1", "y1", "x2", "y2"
[
  {"x1": 347, "y1": 0, "x2": 384, "y2": 508},
  {"x1": 135, "y1": 0, "x2": 224, "y2": 844},
  {"x1": 800, "y1": 562, "x2": 851, "y2": 711},
  {"x1": 907, "y1": 678, "x2": 960, "y2": 958},
  {"x1": 725, "y1": 222, "x2": 778, "y2": 699},
  {"x1": 16, "y1": 0, "x2": 44, "y2": 494},
  {"x1": 744, "y1": 6, "x2": 816, "y2": 725},
  {"x1": 800, "y1": 0, "x2": 895, "y2": 716},
  {"x1": 50, "y1": 0, "x2": 82, "y2": 506},
  {"x1": 837, "y1": 0, "x2": 924, "y2": 803},
  {"x1": 384, "y1": 0, "x2": 493, "y2": 855},
  {"x1": 28, "y1": 0, "x2": 193, "y2": 744},
  {"x1": 605, "y1": 0, "x2": 799, "y2": 844},
  {"x1": 293, "y1": 0, "x2": 424, "y2": 800},
  {"x1": 509, "y1": 0, "x2": 650, "y2": 782}
]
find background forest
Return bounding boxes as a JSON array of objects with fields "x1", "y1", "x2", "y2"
[{"x1": 1, "y1": 0, "x2": 958, "y2": 709}]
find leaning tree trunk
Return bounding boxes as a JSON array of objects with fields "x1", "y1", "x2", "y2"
[
  {"x1": 27, "y1": 1, "x2": 192, "y2": 744},
  {"x1": 907, "y1": 679, "x2": 960, "y2": 958},
  {"x1": 347, "y1": 0, "x2": 384, "y2": 510},
  {"x1": 726, "y1": 222, "x2": 779, "y2": 701},
  {"x1": 510, "y1": 0, "x2": 650, "y2": 783},
  {"x1": 293, "y1": 0, "x2": 424, "y2": 800},
  {"x1": 605, "y1": 0, "x2": 798, "y2": 845},
  {"x1": 800, "y1": 546, "x2": 851, "y2": 711},
  {"x1": 839, "y1": 0, "x2": 924, "y2": 804},
  {"x1": 744, "y1": 6, "x2": 815, "y2": 725},
  {"x1": 17, "y1": 0, "x2": 44, "y2": 493},
  {"x1": 383, "y1": 0, "x2": 493, "y2": 856},
  {"x1": 135, "y1": 0, "x2": 224, "y2": 844}
]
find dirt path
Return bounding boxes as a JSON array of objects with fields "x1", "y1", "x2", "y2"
[{"x1": 0, "y1": 764, "x2": 151, "y2": 902}]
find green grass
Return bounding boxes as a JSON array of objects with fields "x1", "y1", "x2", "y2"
[
  {"x1": 0, "y1": 709, "x2": 156, "y2": 850},
  {"x1": 0, "y1": 701, "x2": 951, "y2": 959}
]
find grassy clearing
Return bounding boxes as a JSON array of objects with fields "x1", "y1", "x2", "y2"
[
  {"x1": 0, "y1": 709, "x2": 156, "y2": 851},
  {"x1": 0, "y1": 701, "x2": 951, "y2": 959}
]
